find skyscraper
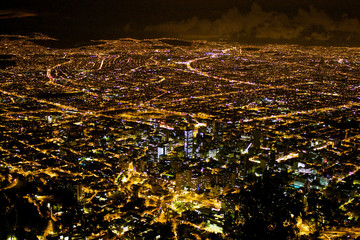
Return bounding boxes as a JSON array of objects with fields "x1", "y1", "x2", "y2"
[
  {"x1": 157, "y1": 145, "x2": 167, "y2": 159},
  {"x1": 252, "y1": 129, "x2": 262, "y2": 151},
  {"x1": 184, "y1": 127, "x2": 194, "y2": 159}
]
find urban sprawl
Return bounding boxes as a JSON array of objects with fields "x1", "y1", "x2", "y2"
[{"x1": 0, "y1": 35, "x2": 359, "y2": 239}]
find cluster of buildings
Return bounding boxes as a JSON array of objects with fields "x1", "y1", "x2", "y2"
[{"x1": 0, "y1": 35, "x2": 359, "y2": 239}]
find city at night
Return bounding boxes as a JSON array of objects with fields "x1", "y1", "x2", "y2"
[{"x1": 0, "y1": 1, "x2": 359, "y2": 239}]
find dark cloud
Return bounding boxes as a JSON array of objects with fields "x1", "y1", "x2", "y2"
[
  {"x1": 146, "y1": 3, "x2": 360, "y2": 43},
  {"x1": 0, "y1": 10, "x2": 36, "y2": 20},
  {"x1": 1, "y1": 0, "x2": 360, "y2": 45}
]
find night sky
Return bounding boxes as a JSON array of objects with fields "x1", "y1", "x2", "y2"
[{"x1": 1, "y1": 0, "x2": 360, "y2": 45}]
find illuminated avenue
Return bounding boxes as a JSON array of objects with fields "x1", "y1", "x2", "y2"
[{"x1": 0, "y1": 35, "x2": 359, "y2": 239}]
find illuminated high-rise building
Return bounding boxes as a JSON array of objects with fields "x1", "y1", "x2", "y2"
[
  {"x1": 157, "y1": 145, "x2": 167, "y2": 159},
  {"x1": 184, "y1": 126, "x2": 194, "y2": 159}
]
